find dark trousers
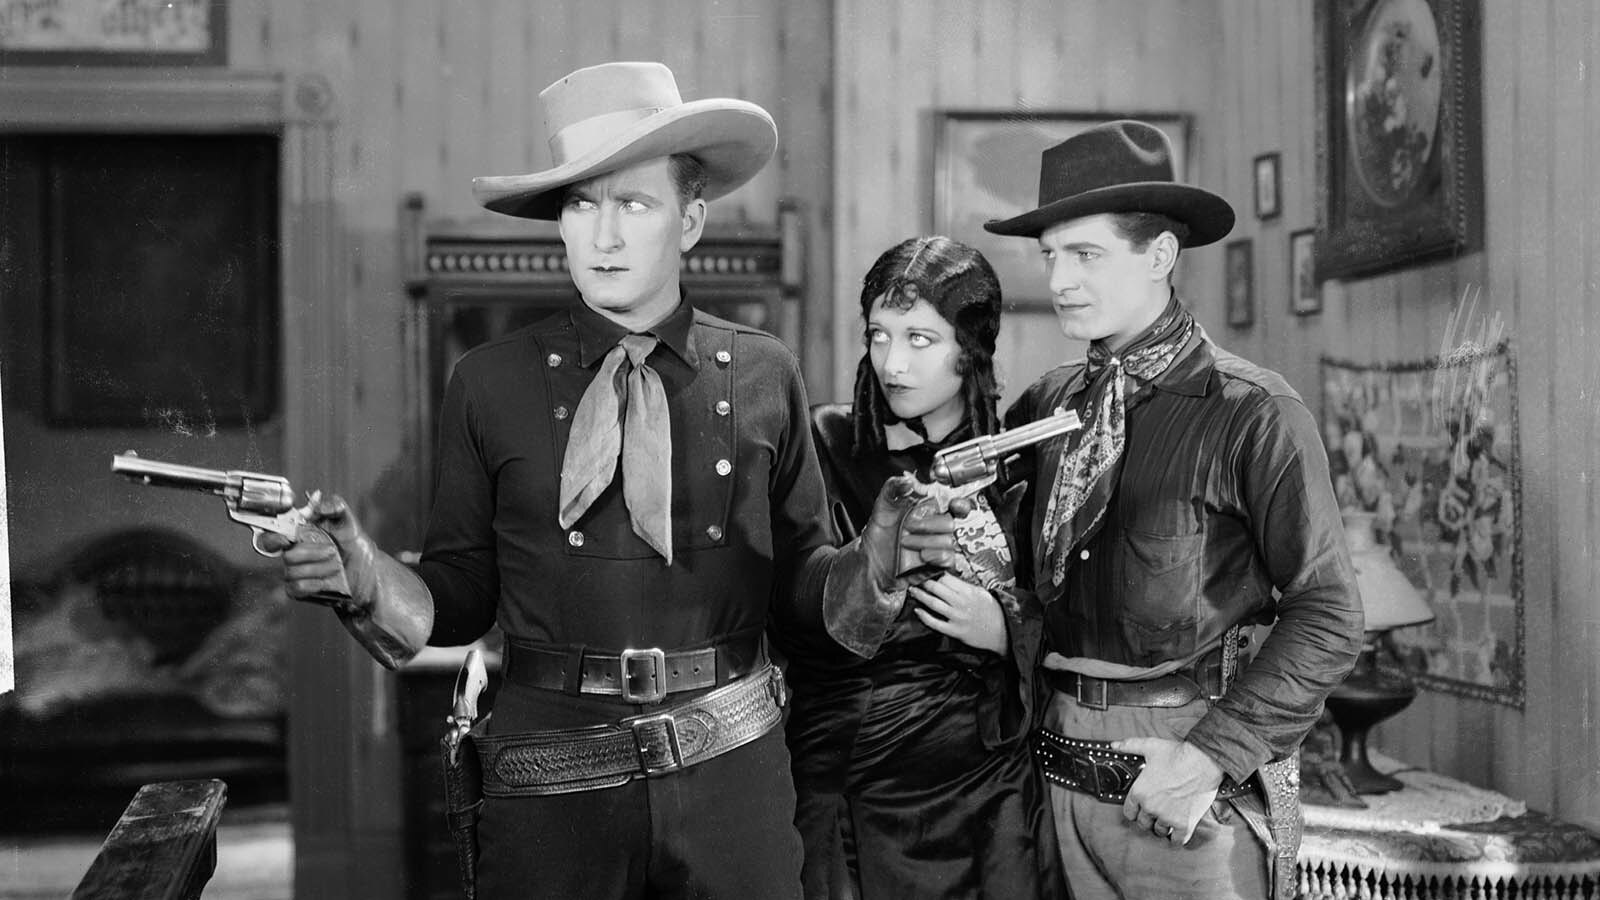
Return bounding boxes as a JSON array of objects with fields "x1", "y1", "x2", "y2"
[{"x1": 475, "y1": 726, "x2": 803, "y2": 900}]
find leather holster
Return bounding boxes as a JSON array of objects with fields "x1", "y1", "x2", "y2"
[{"x1": 441, "y1": 717, "x2": 484, "y2": 899}]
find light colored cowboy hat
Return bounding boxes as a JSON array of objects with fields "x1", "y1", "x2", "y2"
[
  {"x1": 472, "y1": 61, "x2": 777, "y2": 220},
  {"x1": 983, "y1": 119, "x2": 1234, "y2": 246}
]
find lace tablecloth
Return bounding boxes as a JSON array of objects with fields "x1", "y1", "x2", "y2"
[{"x1": 1298, "y1": 756, "x2": 1600, "y2": 899}]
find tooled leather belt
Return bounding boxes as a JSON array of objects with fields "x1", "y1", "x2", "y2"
[
  {"x1": 475, "y1": 665, "x2": 787, "y2": 797},
  {"x1": 1034, "y1": 730, "x2": 1255, "y2": 804}
]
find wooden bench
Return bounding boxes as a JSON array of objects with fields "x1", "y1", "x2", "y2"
[{"x1": 71, "y1": 779, "x2": 228, "y2": 900}]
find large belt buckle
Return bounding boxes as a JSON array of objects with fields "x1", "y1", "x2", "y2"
[
  {"x1": 619, "y1": 647, "x2": 667, "y2": 704},
  {"x1": 629, "y1": 712, "x2": 684, "y2": 775},
  {"x1": 1075, "y1": 673, "x2": 1109, "y2": 710}
]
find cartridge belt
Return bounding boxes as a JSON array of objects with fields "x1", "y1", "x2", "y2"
[
  {"x1": 504, "y1": 629, "x2": 766, "y2": 704},
  {"x1": 1034, "y1": 730, "x2": 1255, "y2": 804},
  {"x1": 476, "y1": 664, "x2": 787, "y2": 797}
]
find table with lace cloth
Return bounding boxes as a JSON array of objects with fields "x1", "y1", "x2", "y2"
[{"x1": 1297, "y1": 754, "x2": 1600, "y2": 899}]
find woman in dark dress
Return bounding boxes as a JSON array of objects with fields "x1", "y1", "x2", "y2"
[{"x1": 782, "y1": 236, "x2": 1066, "y2": 899}]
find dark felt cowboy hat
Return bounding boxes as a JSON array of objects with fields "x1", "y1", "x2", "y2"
[
  {"x1": 473, "y1": 61, "x2": 777, "y2": 220},
  {"x1": 982, "y1": 119, "x2": 1234, "y2": 246}
]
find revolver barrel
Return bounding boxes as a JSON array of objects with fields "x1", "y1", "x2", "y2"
[
  {"x1": 931, "y1": 409, "x2": 1082, "y2": 486},
  {"x1": 112, "y1": 453, "x2": 296, "y2": 514}
]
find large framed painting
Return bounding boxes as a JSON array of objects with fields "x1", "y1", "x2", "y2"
[
  {"x1": 1321, "y1": 342, "x2": 1523, "y2": 706},
  {"x1": 1313, "y1": 0, "x2": 1482, "y2": 280},
  {"x1": 932, "y1": 111, "x2": 1190, "y2": 308},
  {"x1": 0, "y1": 0, "x2": 226, "y2": 66}
]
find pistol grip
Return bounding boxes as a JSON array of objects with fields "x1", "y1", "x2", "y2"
[{"x1": 294, "y1": 524, "x2": 355, "y2": 608}]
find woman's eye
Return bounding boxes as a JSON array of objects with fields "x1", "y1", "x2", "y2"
[
  {"x1": 867, "y1": 329, "x2": 888, "y2": 344},
  {"x1": 908, "y1": 333, "x2": 932, "y2": 348}
]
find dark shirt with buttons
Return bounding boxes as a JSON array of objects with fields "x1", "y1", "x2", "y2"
[
  {"x1": 1005, "y1": 329, "x2": 1364, "y2": 782},
  {"x1": 418, "y1": 298, "x2": 835, "y2": 722}
]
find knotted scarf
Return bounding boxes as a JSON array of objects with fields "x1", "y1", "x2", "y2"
[
  {"x1": 1039, "y1": 299, "x2": 1196, "y2": 585},
  {"x1": 557, "y1": 333, "x2": 674, "y2": 562}
]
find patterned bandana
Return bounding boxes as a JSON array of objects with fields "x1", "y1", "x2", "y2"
[{"x1": 1039, "y1": 298, "x2": 1196, "y2": 585}]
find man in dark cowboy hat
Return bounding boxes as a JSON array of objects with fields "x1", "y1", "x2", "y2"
[
  {"x1": 268, "y1": 61, "x2": 961, "y2": 899},
  {"x1": 986, "y1": 120, "x2": 1364, "y2": 899}
]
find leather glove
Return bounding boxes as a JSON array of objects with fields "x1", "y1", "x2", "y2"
[
  {"x1": 264, "y1": 494, "x2": 434, "y2": 669},
  {"x1": 822, "y1": 474, "x2": 966, "y2": 658}
]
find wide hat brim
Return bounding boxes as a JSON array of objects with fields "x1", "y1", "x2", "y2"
[
  {"x1": 473, "y1": 99, "x2": 776, "y2": 220},
  {"x1": 982, "y1": 181, "x2": 1236, "y2": 247}
]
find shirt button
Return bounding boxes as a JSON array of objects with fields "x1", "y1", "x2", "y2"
[
  {"x1": 553, "y1": 405, "x2": 569, "y2": 420},
  {"x1": 715, "y1": 350, "x2": 731, "y2": 366},
  {"x1": 568, "y1": 530, "x2": 585, "y2": 547},
  {"x1": 706, "y1": 525, "x2": 724, "y2": 541},
  {"x1": 547, "y1": 353, "x2": 563, "y2": 367},
  {"x1": 715, "y1": 400, "x2": 731, "y2": 416},
  {"x1": 1079, "y1": 549, "x2": 1090, "y2": 561},
  {"x1": 714, "y1": 459, "x2": 732, "y2": 476}
]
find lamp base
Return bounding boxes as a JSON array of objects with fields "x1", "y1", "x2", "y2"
[{"x1": 1325, "y1": 659, "x2": 1417, "y2": 795}]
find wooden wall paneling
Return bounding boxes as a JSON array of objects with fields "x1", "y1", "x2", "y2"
[
  {"x1": 1579, "y1": 2, "x2": 1600, "y2": 830},
  {"x1": 479, "y1": 0, "x2": 531, "y2": 201},
  {"x1": 526, "y1": 3, "x2": 576, "y2": 172},
  {"x1": 971, "y1": 1, "x2": 1021, "y2": 103},
  {"x1": 1547, "y1": 0, "x2": 1598, "y2": 828},
  {"x1": 397, "y1": 1, "x2": 450, "y2": 213},
  {"x1": 1509, "y1": 0, "x2": 1557, "y2": 817},
  {"x1": 777, "y1": 0, "x2": 835, "y2": 394},
  {"x1": 1013, "y1": 0, "x2": 1058, "y2": 110},
  {"x1": 447, "y1": 7, "x2": 491, "y2": 219},
  {"x1": 230, "y1": 0, "x2": 270, "y2": 67},
  {"x1": 931, "y1": 0, "x2": 980, "y2": 108},
  {"x1": 1467, "y1": 0, "x2": 1530, "y2": 802},
  {"x1": 893, "y1": 0, "x2": 930, "y2": 239},
  {"x1": 740, "y1": 0, "x2": 784, "y2": 226}
]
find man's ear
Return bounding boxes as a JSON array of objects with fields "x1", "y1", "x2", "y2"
[
  {"x1": 679, "y1": 197, "x2": 708, "y2": 253},
  {"x1": 1148, "y1": 231, "x2": 1180, "y2": 281}
]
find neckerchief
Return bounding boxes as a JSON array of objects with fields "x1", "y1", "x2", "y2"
[{"x1": 1038, "y1": 297, "x2": 1196, "y2": 585}]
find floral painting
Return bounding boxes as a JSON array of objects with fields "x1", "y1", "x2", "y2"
[
  {"x1": 1321, "y1": 340, "x2": 1522, "y2": 706},
  {"x1": 1313, "y1": 0, "x2": 1481, "y2": 279}
]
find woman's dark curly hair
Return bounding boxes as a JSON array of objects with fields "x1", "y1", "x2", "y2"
[{"x1": 852, "y1": 235, "x2": 1004, "y2": 457}]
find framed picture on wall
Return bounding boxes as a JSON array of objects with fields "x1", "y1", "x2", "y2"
[
  {"x1": 1289, "y1": 228, "x2": 1321, "y2": 315},
  {"x1": 1313, "y1": 0, "x2": 1482, "y2": 279},
  {"x1": 0, "y1": 0, "x2": 227, "y2": 66},
  {"x1": 1253, "y1": 152, "x2": 1282, "y2": 220},
  {"x1": 1224, "y1": 238, "x2": 1254, "y2": 328},
  {"x1": 932, "y1": 110, "x2": 1191, "y2": 308}
]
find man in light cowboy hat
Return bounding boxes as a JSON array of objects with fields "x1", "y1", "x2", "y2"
[
  {"x1": 987, "y1": 120, "x2": 1364, "y2": 899},
  {"x1": 269, "y1": 61, "x2": 964, "y2": 898}
]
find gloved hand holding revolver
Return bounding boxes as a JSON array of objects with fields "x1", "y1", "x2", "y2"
[
  {"x1": 821, "y1": 411, "x2": 1080, "y2": 659},
  {"x1": 821, "y1": 473, "x2": 976, "y2": 658},
  {"x1": 258, "y1": 494, "x2": 434, "y2": 670}
]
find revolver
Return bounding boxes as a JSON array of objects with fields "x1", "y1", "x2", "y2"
[
  {"x1": 930, "y1": 408, "x2": 1083, "y2": 488},
  {"x1": 110, "y1": 452, "x2": 353, "y2": 607},
  {"x1": 891, "y1": 409, "x2": 1083, "y2": 580}
]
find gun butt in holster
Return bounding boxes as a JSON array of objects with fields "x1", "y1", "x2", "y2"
[{"x1": 441, "y1": 648, "x2": 489, "y2": 899}]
